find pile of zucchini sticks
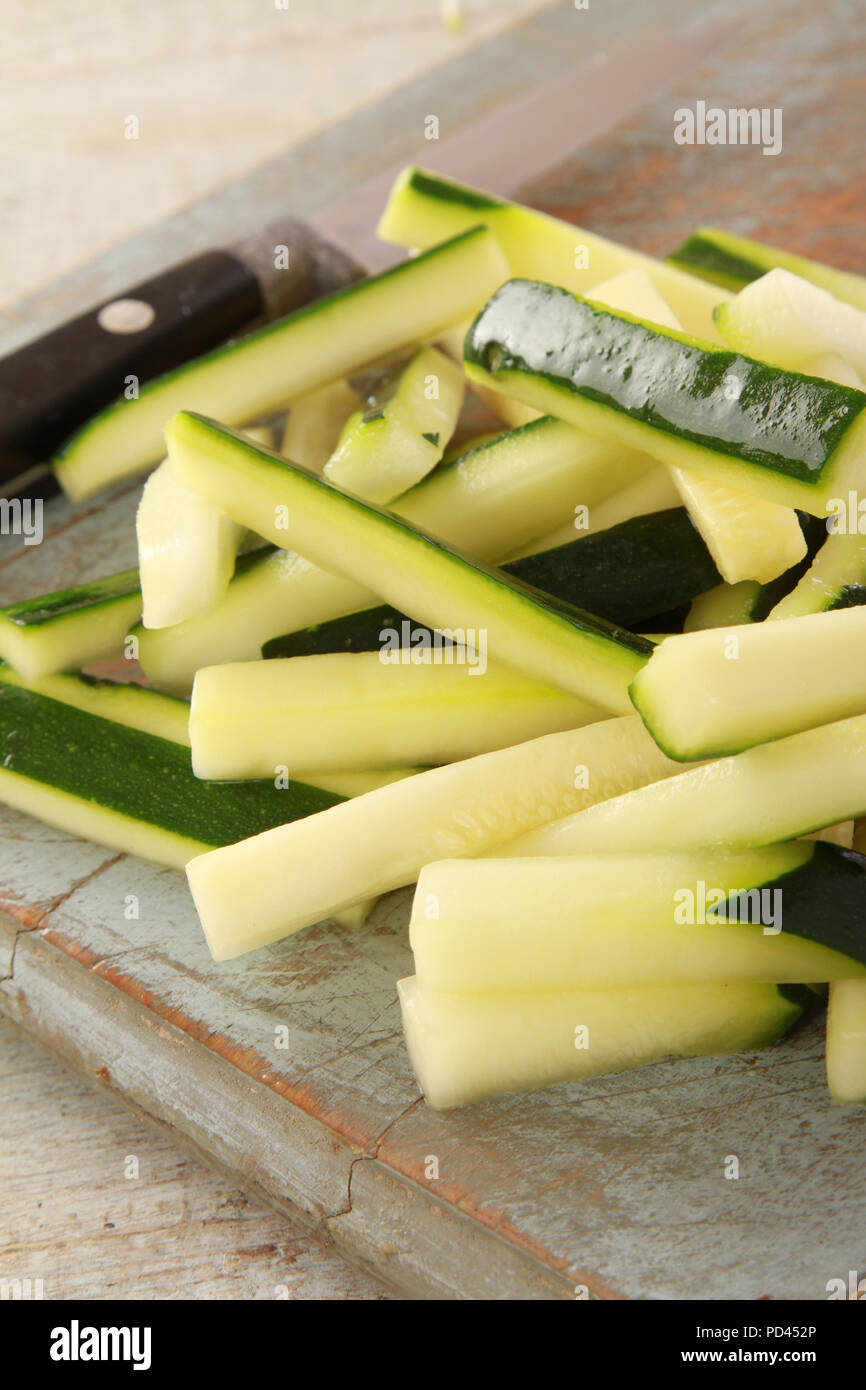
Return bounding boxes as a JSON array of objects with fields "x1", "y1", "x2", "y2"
[{"x1": 3, "y1": 167, "x2": 866, "y2": 1109}]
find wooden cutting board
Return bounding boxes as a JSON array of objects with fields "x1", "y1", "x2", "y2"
[{"x1": 2, "y1": 0, "x2": 865, "y2": 1300}]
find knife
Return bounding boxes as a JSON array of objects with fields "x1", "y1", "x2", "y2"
[
  {"x1": 0, "y1": 0, "x2": 732, "y2": 501},
  {"x1": 0, "y1": 224, "x2": 362, "y2": 500}
]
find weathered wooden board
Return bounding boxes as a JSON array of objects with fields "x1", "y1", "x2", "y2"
[
  {"x1": 0, "y1": 1015, "x2": 389, "y2": 1301},
  {"x1": 2, "y1": 0, "x2": 866, "y2": 1300}
]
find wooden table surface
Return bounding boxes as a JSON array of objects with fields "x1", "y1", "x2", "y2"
[{"x1": 0, "y1": 0, "x2": 541, "y2": 1303}]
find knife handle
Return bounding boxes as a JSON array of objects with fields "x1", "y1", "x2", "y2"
[{"x1": 0, "y1": 249, "x2": 263, "y2": 498}]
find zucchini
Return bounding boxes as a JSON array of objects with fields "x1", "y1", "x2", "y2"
[
  {"x1": 138, "y1": 544, "x2": 374, "y2": 696},
  {"x1": 825, "y1": 824, "x2": 866, "y2": 1103},
  {"x1": 137, "y1": 416, "x2": 650, "y2": 693},
  {"x1": 322, "y1": 347, "x2": 464, "y2": 503},
  {"x1": 396, "y1": 417, "x2": 649, "y2": 553},
  {"x1": 189, "y1": 653, "x2": 603, "y2": 778},
  {"x1": 136, "y1": 424, "x2": 271, "y2": 630},
  {"x1": 397, "y1": 975, "x2": 808, "y2": 1110},
  {"x1": 281, "y1": 379, "x2": 361, "y2": 473},
  {"x1": 52, "y1": 226, "x2": 510, "y2": 501},
  {"x1": 0, "y1": 663, "x2": 189, "y2": 743},
  {"x1": 510, "y1": 467, "x2": 683, "y2": 557},
  {"x1": 769, "y1": 530, "x2": 866, "y2": 620},
  {"x1": 262, "y1": 508, "x2": 721, "y2": 658},
  {"x1": 499, "y1": 714, "x2": 866, "y2": 857},
  {"x1": 715, "y1": 268, "x2": 866, "y2": 380},
  {"x1": 0, "y1": 663, "x2": 418, "y2": 799},
  {"x1": 667, "y1": 227, "x2": 866, "y2": 310},
  {"x1": 410, "y1": 843, "x2": 866, "y2": 994},
  {"x1": 826, "y1": 979, "x2": 866, "y2": 1103},
  {"x1": 377, "y1": 166, "x2": 728, "y2": 340},
  {"x1": 184, "y1": 714, "x2": 685, "y2": 959},
  {"x1": 437, "y1": 319, "x2": 542, "y2": 428},
  {"x1": 309, "y1": 767, "x2": 423, "y2": 797},
  {"x1": 0, "y1": 666, "x2": 341, "y2": 871},
  {"x1": 166, "y1": 413, "x2": 653, "y2": 713},
  {"x1": 137, "y1": 460, "x2": 243, "y2": 629},
  {"x1": 630, "y1": 606, "x2": 866, "y2": 759},
  {"x1": 588, "y1": 268, "x2": 807, "y2": 585},
  {"x1": 685, "y1": 579, "x2": 764, "y2": 631},
  {"x1": 464, "y1": 279, "x2": 866, "y2": 515},
  {"x1": 0, "y1": 568, "x2": 141, "y2": 681},
  {"x1": 802, "y1": 352, "x2": 862, "y2": 390}
]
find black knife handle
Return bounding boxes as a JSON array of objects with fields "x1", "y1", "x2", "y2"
[{"x1": 0, "y1": 249, "x2": 263, "y2": 496}]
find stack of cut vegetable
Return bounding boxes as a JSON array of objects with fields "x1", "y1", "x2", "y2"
[{"x1": 3, "y1": 168, "x2": 866, "y2": 1111}]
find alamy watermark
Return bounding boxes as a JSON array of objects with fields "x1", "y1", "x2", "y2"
[
  {"x1": 0, "y1": 496, "x2": 43, "y2": 545},
  {"x1": 50, "y1": 1320, "x2": 152, "y2": 1370},
  {"x1": 379, "y1": 621, "x2": 487, "y2": 675},
  {"x1": 674, "y1": 880, "x2": 783, "y2": 935},
  {"x1": 674, "y1": 102, "x2": 782, "y2": 157}
]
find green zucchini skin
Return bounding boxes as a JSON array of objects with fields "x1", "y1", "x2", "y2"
[
  {"x1": 666, "y1": 234, "x2": 761, "y2": 292},
  {"x1": 667, "y1": 229, "x2": 866, "y2": 311},
  {"x1": 464, "y1": 280, "x2": 866, "y2": 511},
  {"x1": 0, "y1": 568, "x2": 140, "y2": 626},
  {"x1": 509, "y1": 509, "x2": 719, "y2": 625},
  {"x1": 0, "y1": 674, "x2": 341, "y2": 851},
  {"x1": 262, "y1": 508, "x2": 721, "y2": 659},
  {"x1": 0, "y1": 663, "x2": 191, "y2": 744},
  {"x1": 0, "y1": 567, "x2": 143, "y2": 680},
  {"x1": 828, "y1": 585, "x2": 866, "y2": 609},
  {"x1": 748, "y1": 842, "x2": 866, "y2": 968}
]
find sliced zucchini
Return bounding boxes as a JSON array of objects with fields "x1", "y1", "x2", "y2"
[
  {"x1": 262, "y1": 508, "x2": 720, "y2": 659},
  {"x1": 630, "y1": 606, "x2": 866, "y2": 759},
  {"x1": 138, "y1": 416, "x2": 650, "y2": 694},
  {"x1": 436, "y1": 318, "x2": 542, "y2": 427},
  {"x1": 769, "y1": 530, "x2": 866, "y2": 620},
  {"x1": 332, "y1": 900, "x2": 377, "y2": 932},
  {"x1": 510, "y1": 466, "x2": 683, "y2": 557},
  {"x1": 166, "y1": 413, "x2": 653, "y2": 713},
  {"x1": 660, "y1": 466, "x2": 806, "y2": 584},
  {"x1": 396, "y1": 415, "x2": 650, "y2": 553},
  {"x1": 0, "y1": 568, "x2": 141, "y2": 681},
  {"x1": 137, "y1": 460, "x2": 244, "y2": 629},
  {"x1": 323, "y1": 347, "x2": 464, "y2": 503},
  {"x1": 309, "y1": 767, "x2": 422, "y2": 798},
  {"x1": 377, "y1": 166, "x2": 728, "y2": 340},
  {"x1": 281, "y1": 379, "x2": 361, "y2": 473},
  {"x1": 715, "y1": 268, "x2": 866, "y2": 382},
  {"x1": 189, "y1": 653, "x2": 603, "y2": 779},
  {"x1": 802, "y1": 352, "x2": 862, "y2": 389},
  {"x1": 464, "y1": 279, "x2": 866, "y2": 515},
  {"x1": 0, "y1": 663, "x2": 190, "y2": 743},
  {"x1": 3, "y1": 663, "x2": 418, "y2": 797},
  {"x1": 589, "y1": 269, "x2": 806, "y2": 584},
  {"x1": 826, "y1": 822, "x2": 866, "y2": 1101},
  {"x1": 136, "y1": 424, "x2": 272, "y2": 630},
  {"x1": 398, "y1": 975, "x2": 808, "y2": 1110},
  {"x1": 685, "y1": 579, "x2": 764, "y2": 631},
  {"x1": 138, "y1": 545, "x2": 376, "y2": 695},
  {"x1": 826, "y1": 979, "x2": 866, "y2": 1104},
  {"x1": 0, "y1": 666, "x2": 341, "y2": 871},
  {"x1": 52, "y1": 226, "x2": 510, "y2": 501},
  {"x1": 185, "y1": 714, "x2": 684, "y2": 959},
  {"x1": 667, "y1": 227, "x2": 866, "y2": 310},
  {"x1": 410, "y1": 843, "x2": 866, "y2": 995},
  {"x1": 499, "y1": 714, "x2": 866, "y2": 857}
]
